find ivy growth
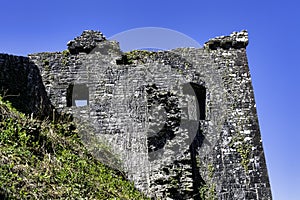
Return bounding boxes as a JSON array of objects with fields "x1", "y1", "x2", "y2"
[
  {"x1": 229, "y1": 133, "x2": 252, "y2": 173},
  {"x1": 199, "y1": 183, "x2": 217, "y2": 200},
  {"x1": 198, "y1": 163, "x2": 217, "y2": 200}
]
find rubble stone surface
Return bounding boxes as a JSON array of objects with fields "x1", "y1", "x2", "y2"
[{"x1": 0, "y1": 30, "x2": 272, "y2": 200}]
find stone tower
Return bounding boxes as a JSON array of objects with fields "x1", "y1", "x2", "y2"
[{"x1": 0, "y1": 30, "x2": 272, "y2": 199}]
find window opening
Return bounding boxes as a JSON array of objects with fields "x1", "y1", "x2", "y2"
[{"x1": 67, "y1": 83, "x2": 89, "y2": 107}]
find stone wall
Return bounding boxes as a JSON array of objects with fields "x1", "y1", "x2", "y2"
[
  {"x1": 172, "y1": 31, "x2": 272, "y2": 198},
  {"x1": 0, "y1": 30, "x2": 272, "y2": 200},
  {"x1": 0, "y1": 54, "x2": 52, "y2": 118}
]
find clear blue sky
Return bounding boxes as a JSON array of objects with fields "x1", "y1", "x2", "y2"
[{"x1": 1, "y1": 1, "x2": 299, "y2": 199}]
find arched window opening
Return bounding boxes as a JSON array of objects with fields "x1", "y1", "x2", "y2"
[{"x1": 67, "y1": 83, "x2": 89, "y2": 107}]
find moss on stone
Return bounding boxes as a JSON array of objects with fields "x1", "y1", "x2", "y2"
[
  {"x1": 117, "y1": 50, "x2": 155, "y2": 65},
  {"x1": 43, "y1": 59, "x2": 50, "y2": 67},
  {"x1": 62, "y1": 49, "x2": 70, "y2": 57}
]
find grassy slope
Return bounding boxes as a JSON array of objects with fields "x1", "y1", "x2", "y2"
[{"x1": 0, "y1": 97, "x2": 148, "y2": 199}]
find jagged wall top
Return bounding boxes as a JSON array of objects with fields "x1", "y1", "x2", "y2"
[
  {"x1": 67, "y1": 30, "x2": 107, "y2": 54},
  {"x1": 204, "y1": 30, "x2": 248, "y2": 50},
  {"x1": 66, "y1": 30, "x2": 248, "y2": 54}
]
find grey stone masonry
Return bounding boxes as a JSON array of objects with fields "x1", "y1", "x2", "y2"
[
  {"x1": 0, "y1": 30, "x2": 272, "y2": 200},
  {"x1": 0, "y1": 54, "x2": 52, "y2": 118}
]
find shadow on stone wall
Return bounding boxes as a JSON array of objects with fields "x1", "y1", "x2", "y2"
[{"x1": 0, "y1": 54, "x2": 53, "y2": 119}]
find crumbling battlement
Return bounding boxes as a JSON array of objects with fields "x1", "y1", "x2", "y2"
[
  {"x1": 0, "y1": 30, "x2": 272, "y2": 200},
  {"x1": 204, "y1": 30, "x2": 248, "y2": 50},
  {"x1": 67, "y1": 30, "x2": 107, "y2": 54}
]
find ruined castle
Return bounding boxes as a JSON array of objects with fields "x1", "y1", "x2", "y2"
[{"x1": 0, "y1": 30, "x2": 272, "y2": 199}]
